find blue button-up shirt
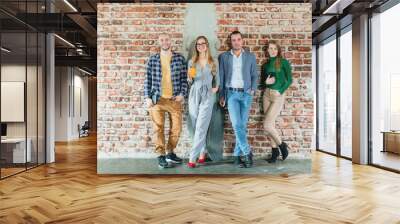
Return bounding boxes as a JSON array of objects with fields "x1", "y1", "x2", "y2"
[{"x1": 229, "y1": 49, "x2": 244, "y2": 88}]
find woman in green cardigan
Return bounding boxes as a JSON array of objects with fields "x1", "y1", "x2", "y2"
[{"x1": 259, "y1": 40, "x2": 293, "y2": 163}]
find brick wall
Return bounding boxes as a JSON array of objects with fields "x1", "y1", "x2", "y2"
[{"x1": 97, "y1": 3, "x2": 313, "y2": 158}]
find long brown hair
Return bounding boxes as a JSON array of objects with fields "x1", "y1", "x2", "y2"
[
  {"x1": 191, "y1": 36, "x2": 216, "y2": 76},
  {"x1": 266, "y1": 40, "x2": 283, "y2": 71}
]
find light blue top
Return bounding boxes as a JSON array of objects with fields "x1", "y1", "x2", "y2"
[
  {"x1": 187, "y1": 59, "x2": 224, "y2": 162},
  {"x1": 229, "y1": 49, "x2": 244, "y2": 88},
  {"x1": 188, "y1": 59, "x2": 220, "y2": 92}
]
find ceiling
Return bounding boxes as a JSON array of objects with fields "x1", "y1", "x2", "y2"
[{"x1": 0, "y1": 0, "x2": 393, "y2": 75}]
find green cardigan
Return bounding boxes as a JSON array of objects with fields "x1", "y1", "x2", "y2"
[{"x1": 259, "y1": 57, "x2": 293, "y2": 94}]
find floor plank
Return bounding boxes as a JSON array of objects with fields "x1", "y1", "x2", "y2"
[{"x1": 0, "y1": 135, "x2": 399, "y2": 224}]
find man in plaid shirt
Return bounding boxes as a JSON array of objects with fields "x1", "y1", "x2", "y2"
[{"x1": 145, "y1": 33, "x2": 188, "y2": 168}]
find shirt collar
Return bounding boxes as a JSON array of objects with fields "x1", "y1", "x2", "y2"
[{"x1": 230, "y1": 48, "x2": 244, "y2": 57}]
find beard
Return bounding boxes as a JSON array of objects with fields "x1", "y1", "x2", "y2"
[{"x1": 232, "y1": 46, "x2": 242, "y2": 51}]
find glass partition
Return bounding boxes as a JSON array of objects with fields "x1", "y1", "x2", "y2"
[
  {"x1": 1, "y1": 30, "x2": 28, "y2": 178},
  {"x1": 0, "y1": 0, "x2": 46, "y2": 179}
]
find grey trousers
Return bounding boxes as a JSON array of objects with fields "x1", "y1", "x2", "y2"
[{"x1": 188, "y1": 85, "x2": 214, "y2": 162}]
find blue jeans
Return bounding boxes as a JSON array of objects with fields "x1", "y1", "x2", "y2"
[{"x1": 227, "y1": 90, "x2": 253, "y2": 156}]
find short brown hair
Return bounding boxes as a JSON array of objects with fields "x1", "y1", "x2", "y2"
[
  {"x1": 227, "y1": 31, "x2": 243, "y2": 49},
  {"x1": 229, "y1": 30, "x2": 243, "y2": 40}
]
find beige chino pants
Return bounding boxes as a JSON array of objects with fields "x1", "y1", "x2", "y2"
[{"x1": 263, "y1": 89, "x2": 285, "y2": 148}]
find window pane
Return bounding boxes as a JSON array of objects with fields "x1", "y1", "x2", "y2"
[
  {"x1": 318, "y1": 36, "x2": 337, "y2": 154},
  {"x1": 371, "y1": 3, "x2": 400, "y2": 171},
  {"x1": 340, "y1": 28, "x2": 352, "y2": 158}
]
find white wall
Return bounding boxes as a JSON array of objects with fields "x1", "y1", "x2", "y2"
[
  {"x1": 1, "y1": 63, "x2": 46, "y2": 164},
  {"x1": 72, "y1": 72, "x2": 89, "y2": 138},
  {"x1": 1, "y1": 65, "x2": 27, "y2": 140},
  {"x1": 55, "y1": 67, "x2": 89, "y2": 141},
  {"x1": 1, "y1": 64, "x2": 40, "y2": 138},
  {"x1": 1, "y1": 65, "x2": 25, "y2": 135},
  {"x1": 55, "y1": 66, "x2": 69, "y2": 141}
]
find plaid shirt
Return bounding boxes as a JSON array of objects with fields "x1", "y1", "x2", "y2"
[{"x1": 144, "y1": 52, "x2": 188, "y2": 103}]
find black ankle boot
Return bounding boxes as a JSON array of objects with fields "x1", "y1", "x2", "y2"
[
  {"x1": 266, "y1": 148, "x2": 280, "y2": 163},
  {"x1": 279, "y1": 142, "x2": 289, "y2": 161},
  {"x1": 233, "y1": 156, "x2": 244, "y2": 168},
  {"x1": 243, "y1": 153, "x2": 253, "y2": 168}
]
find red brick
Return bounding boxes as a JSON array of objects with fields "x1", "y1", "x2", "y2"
[{"x1": 97, "y1": 3, "x2": 313, "y2": 157}]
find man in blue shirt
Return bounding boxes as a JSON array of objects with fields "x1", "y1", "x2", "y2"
[{"x1": 218, "y1": 31, "x2": 258, "y2": 168}]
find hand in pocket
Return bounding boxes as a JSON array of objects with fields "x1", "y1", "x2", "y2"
[{"x1": 146, "y1": 98, "x2": 154, "y2": 108}]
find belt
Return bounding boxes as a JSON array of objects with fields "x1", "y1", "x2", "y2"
[{"x1": 228, "y1": 87, "x2": 244, "y2": 92}]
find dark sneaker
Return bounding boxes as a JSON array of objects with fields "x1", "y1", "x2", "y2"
[
  {"x1": 233, "y1": 156, "x2": 245, "y2": 168},
  {"x1": 158, "y1": 155, "x2": 171, "y2": 168},
  {"x1": 243, "y1": 153, "x2": 253, "y2": 168},
  {"x1": 166, "y1": 152, "x2": 183, "y2": 164}
]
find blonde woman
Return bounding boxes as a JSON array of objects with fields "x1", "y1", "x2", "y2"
[{"x1": 187, "y1": 36, "x2": 220, "y2": 168}]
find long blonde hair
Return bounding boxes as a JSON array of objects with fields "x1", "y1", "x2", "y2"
[{"x1": 191, "y1": 36, "x2": 216, "y2": 76}]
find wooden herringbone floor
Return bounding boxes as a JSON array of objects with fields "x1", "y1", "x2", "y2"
[{"x1": 1, "y1": 135, "x2": 400, "y2": 224}]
